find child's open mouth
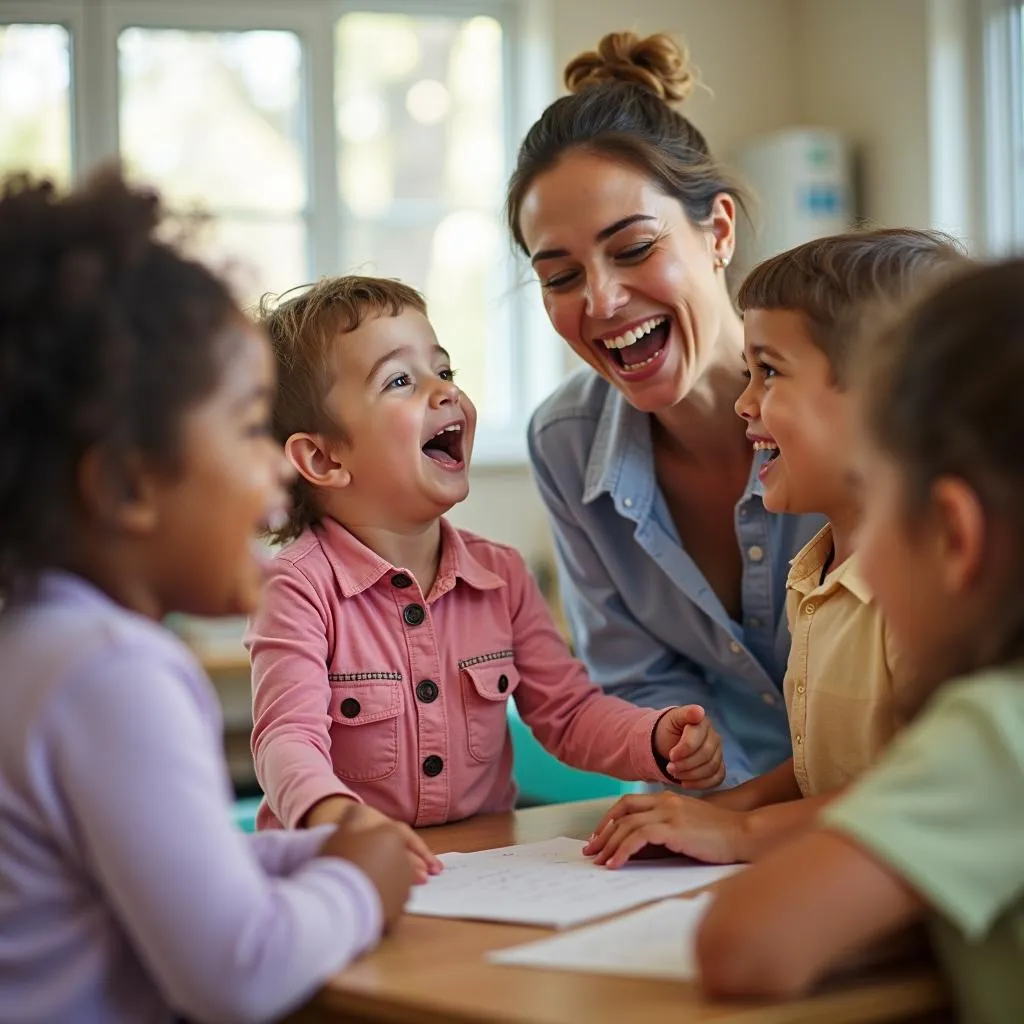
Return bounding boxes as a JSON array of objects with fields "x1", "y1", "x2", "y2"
[
  {"x1": 422, "y1": 422, "x2": 465, "y2": 469},
  {"x1": 600, "y1": 315, "x2": 671, "y2": 372},
  {"x1": 752, "y1": 438, "x2": 781, "y2": 481}
]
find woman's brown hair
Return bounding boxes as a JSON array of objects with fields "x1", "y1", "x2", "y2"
[{"x1": 505, "y1": 31, "x2": 745, "y2": 254}]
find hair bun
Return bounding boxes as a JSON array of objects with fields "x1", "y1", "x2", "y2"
[{"x1": 564, "y1": 31, "x2": 696, "y2": 105}]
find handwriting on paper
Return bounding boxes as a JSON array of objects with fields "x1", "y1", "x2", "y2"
[{"x1": 406, "y1": 837, "x2": 743, "y2": 928}]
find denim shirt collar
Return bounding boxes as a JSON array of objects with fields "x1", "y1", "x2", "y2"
[{"x1": 581, "y1": 383, "x2": 766, "y2": 520}]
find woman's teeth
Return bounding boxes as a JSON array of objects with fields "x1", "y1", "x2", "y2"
[
  {"x1": 752, "y1": 440, "x2": 779, "y2": 453},
  {"x1": 601, "y1": 316, "x2": 667, "y2": 350}
]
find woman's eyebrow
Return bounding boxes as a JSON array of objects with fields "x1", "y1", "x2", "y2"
[{"x1": 530, "y1": 214, "x2": 656, "y2": 265}]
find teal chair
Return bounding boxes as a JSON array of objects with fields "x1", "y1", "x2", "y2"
[
  {"x1": 231, "y1": 795, "x2": 261, "y2": 833},
  {"x1": 508, "y1": 699, "x2": 647, "y2": 806}
]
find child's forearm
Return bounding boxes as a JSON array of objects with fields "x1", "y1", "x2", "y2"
[
  {"x1": 734, "y1": 790, "x2": 843, "y2": 862},
  {"x1": 302, "y1": 794, "x2": 360, "y2": 829},
  {"x1": 704, "y1": 758, "x2": 801, "y2": 812}
]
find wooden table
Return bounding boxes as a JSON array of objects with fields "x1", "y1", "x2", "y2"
[{"x1": 288, "y1": 799, "x2": 949, "y2": 1024}]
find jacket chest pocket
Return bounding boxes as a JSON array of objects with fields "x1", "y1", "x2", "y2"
[
  {"x1": 328, "y1": 674, "x2": 403, "y2": 782},
  {"x1": 460, "y1": 654, "x2": 520, "y2": 763}
]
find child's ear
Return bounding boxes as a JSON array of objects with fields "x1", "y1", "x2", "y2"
[
  {"x1": 77, "y1": 446, "x2": 160, "y2": 534},
  {"x1": 285, "y1": 432, "x2": 352, "y2": 489},
  {"x1": 929, "y1": 476, "x2": 986, "y2": 594}
]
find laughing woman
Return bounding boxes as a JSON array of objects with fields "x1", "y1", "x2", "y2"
[{"x1": 508, "y1": 31, "x2": 822, "y2": 786}]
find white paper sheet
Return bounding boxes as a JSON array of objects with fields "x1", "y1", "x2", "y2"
[
  {"x1": 406, "y1": 837, "x2": 742, "y2": 928},
  {"x1": 488, "y1": 892, "x2": 714, "y2": 980}
]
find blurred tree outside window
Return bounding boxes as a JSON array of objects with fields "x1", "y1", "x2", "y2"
[
  {"x1": 118, "y1": 28, "x2": 309, "y2": 311},
  {"x1": 0, "y1": 23, "x2": 71, "y2": 184}
]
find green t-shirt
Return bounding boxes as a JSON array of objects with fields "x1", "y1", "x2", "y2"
[{"x1": 822, "y1": 669, "x2": 1024, "y2": 1024}]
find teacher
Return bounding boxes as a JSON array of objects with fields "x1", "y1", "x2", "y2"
[{"x1": 506, "y1": 31, "x2": 822, "y2": 785}]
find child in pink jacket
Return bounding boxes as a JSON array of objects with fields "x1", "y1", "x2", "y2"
[{"x1": 247, "y1": 276, "x2": 725, "y2": 870}]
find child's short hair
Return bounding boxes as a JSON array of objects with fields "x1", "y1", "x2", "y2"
[
  {"x1": 861, "y1": 258, "x2": 1024, "y2": 667},
  {"x1": 737, "y1": 228, "x2": 968, "y2": 385},
  {"x1": 0, "y1": 170, "x2": 237, "y2": 601},
  {"x1": 256, "y1": 275, "x2": 427, "y2": 544}
]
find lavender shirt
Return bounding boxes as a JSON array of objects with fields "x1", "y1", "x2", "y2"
[{"x1": 0, "y1": 573, "x2": 382, "y2": 1024}]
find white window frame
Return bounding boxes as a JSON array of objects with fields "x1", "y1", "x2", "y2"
[
  {"x1": 0, "y1": 0, "x2": 560, "y2": 464},
  {"x1": 980, "y1": 0, "x2": 1024, "y2": 253}
]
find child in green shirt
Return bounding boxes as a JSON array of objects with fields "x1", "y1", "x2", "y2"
[{"x1": 695, "y1": 258, "x2": 1024, "y2": 1024}]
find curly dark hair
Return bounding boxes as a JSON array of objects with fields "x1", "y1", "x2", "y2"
[{"x1": 0, "y1": 169, "x2": 238, "y2": 601}]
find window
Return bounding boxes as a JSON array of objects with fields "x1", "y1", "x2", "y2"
[
  {"x1": 0, "y1": 0, "x2": 556, "y2": 462},
  {"x1": 982, "y1": 0, "x2": 1024, "y2": 252},
  {"x1": 0, "y1": 22, "x2": 71, "y2": 183}
]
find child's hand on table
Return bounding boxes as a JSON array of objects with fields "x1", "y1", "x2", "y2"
[
  {"x1": 317, "y1": 820, "x2": 418, "y2": 929},
  {"x1": 653, "y1": 705, "x2": 725, "y2": 789},
  {"x1": 583, "y1": 792, "x2": 745, "y2": 869},
  {"x1": 307, "y1": 797, "x2": 443, "y2": 884}
]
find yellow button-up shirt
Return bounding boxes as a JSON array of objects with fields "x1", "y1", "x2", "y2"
[{"x1": 784, "y1": 524, "x2": 905, "y2": 796}]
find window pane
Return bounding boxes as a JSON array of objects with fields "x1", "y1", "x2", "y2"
[
  {"x1": 335, "y1": 12, "x2": 511, "y2": 431},
  {"x1": 119, "y1": 28, "x2": 306, "y2": 213},
  {"x1": 177, "y1": 216, "x2": 308, "y2": 310},
  {"x1": 335, "y1": 13, "x2": 504, "y2": 214},
  {"x1": 0, "y1": 24, "x2": 71, "y2": 184}
]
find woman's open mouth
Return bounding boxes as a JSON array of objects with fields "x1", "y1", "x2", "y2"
[
  {"x1": 422, "y1": 423, "x2": 466, "y2": 470},
  {"x1": 600, "y1": 315, "x2": 670, "y2": 373}
]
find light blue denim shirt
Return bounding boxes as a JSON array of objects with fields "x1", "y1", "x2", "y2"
[{"x1": 528, "y1": 368, "x2": 825, "y2": 786}]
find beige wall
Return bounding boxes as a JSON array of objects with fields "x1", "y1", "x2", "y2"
[
  {"x1": 793, "y1": 0, "x2": 933, "y2": 229},
  {"x1": 550, "y1": 0, "x2": 801, "y2": 156}
]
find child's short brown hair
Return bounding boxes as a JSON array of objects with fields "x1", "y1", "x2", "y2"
[
  {"x1": 256, "y1": 275, "x2": 426, "y2": 544},
  {"x1": 737, "y1": 228, "x2": 968, "y2": 385}
]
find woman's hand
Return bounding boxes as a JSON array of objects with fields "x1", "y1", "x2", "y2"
[
  {"x1": 653, "y1": 705, "x2": 726, "y2": 789},
  {"x1": 583, "y1": 791, "x2": 747, "y2": 868}
]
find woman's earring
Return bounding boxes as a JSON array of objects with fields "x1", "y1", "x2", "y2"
[{"x1": 715, "y1": 255, "x2": 731, "y2": 271}]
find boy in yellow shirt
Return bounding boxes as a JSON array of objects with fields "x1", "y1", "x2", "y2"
[{"x1": 585, "y1": 228, "x2": 968, "y2": 868}]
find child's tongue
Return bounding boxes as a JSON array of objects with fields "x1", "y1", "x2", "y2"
[{"x1": 424, "y1": 447, "x2": 457, "y2": 466}]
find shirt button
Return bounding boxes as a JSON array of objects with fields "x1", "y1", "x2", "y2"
[
  {"x1": 805, "y1": 603, "x2": 816, "y2": 615},
  {"x1": 747, "y1": 617, "x2": 762, "y2": 629},
  {"x1": 748, "y1": 545, "x2": 764, "y2": 561},
  {"x1": 795, "y1": 734, "x2": 803, "y2": 745},
  {"x1": 497, "y1": 674, "x2": 509, "y2": 693},
  {"x1": 340, "y1": 697, "x2": 361, "y2": 718},
  {"x1": 796, "y1": 684, "x2": 806, "y2": 694},
  {"x1": 416, "y1": 679, "x2": 439, "y2": 703},
  {"x1": 391, "y1": 573, "x2": 412, "y2": 589},
  {"x1": 623, "y1": 497, "x2": 634, "y2": 509},
  {"x1": 739, "y1": 507, "x2": 749, "y2": 519},
  {"x1": 729, "y1": 641, "x2": 742, "y2": 655},
  {"x1": 761, "y1": 692, "x2": 778, "y2": 706},
  {"x1": 403, "y1": 604, "x2": 425, "y2": 626},
  {"x1": 422, "y1": 755, "x2": 444, "y2": 777}
]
